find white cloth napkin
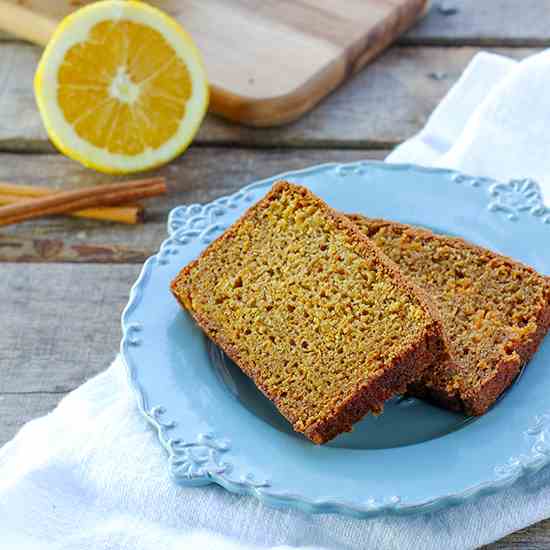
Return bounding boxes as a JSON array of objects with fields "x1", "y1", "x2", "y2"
[
  {"x1": 3, "y1": 49, "x2": 550, "y2": 550},
  {"x1": 387, "y1": 50, "x2": 550, "y2": 200}
]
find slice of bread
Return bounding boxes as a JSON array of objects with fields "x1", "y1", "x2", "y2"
[
  {"x1": 349, "y1": 215, "x2": 550, "y2": 415},
  {"x1": 172, "y1": 182, "x2": 447, "y2": 443}
]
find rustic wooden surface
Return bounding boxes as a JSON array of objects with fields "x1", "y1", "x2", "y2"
[
  {"x1": 1, "y1": 2, "x2": 548, "y2": 547},
  {"x1": 0, "y1": 42, "x2": 534, "y2": 150},
  {"x1": 0, "y1": 149, "x2": 385, "y2": 262},
  {"x1": 0, "y1": 0, "x2": 429, "y2": 126},
  {"x1": 403, "y1": 0, "x2": 550, "y2": 46}
]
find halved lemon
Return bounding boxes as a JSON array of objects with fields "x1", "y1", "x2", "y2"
[{"x1": 34, "y1": 0, "x2": 209, "y2": 174}]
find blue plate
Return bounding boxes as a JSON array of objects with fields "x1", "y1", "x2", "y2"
[{"x1": 121, "y1": 161, "x2": 550, "y2": 518}]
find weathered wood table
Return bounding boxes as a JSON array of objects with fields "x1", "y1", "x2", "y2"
[{"x1": 1, "y1": 2, "x2": 549, "y2": 546}]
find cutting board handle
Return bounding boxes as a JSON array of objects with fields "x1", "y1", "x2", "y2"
[{"x1": 0, "y1": 1, "x2": 56, "y2": 46}]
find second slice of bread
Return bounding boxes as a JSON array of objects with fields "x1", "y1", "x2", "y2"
[{"x1": 349, "y1": 215, "x2": 550, "y2": 415}]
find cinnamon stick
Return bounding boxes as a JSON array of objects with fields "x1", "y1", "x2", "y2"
[
  {"x1": 0, "y1": 182, "x2": 54, "y2": 197},
  {"x1": 0, "y1": 194, "x2": 143, "y2": 225},
  {"x1": 0, "y1": 177, "x2": 166, "y2": 227}
]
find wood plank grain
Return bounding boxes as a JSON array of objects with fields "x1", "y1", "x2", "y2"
[
  {"x1": 0, "y1": 0, "x2": 550, "y2": 47},
  {"x1": 198, "y1": 46, "x2": 534, "y2": 147},
  {"x1": 167, "y1": 0, "x2": 427, "y2": 125},
  {"x1": 404, "y1": 0, "x2": 550, "y2": 47},
  {"x1": 2, "y1": 2, "x2": 549, "y2": 48},
  {"x1": 484, "y1": 518, "x2": 550, "y2": 548},
  {"x1": 0, "y1": 392, "x2": 65, "y2": 446},
  {"x1": 0, "y1": 43, "x2": 536, "y2": 151},
  {"x1": 0, "y1": 262, "x2": 140, "y2": 393},
  {"x1": 0, "y1": 148, "x2": 386, "y2": 263},
  {"x1": 0, "y1": 0, "x2": 428, "y2": 126}
]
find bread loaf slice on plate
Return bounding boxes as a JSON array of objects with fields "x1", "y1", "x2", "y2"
[
  {"x1": 172, "y1": 182, "x2": 447, "y2": 444},
  {"x1": 349, "y1": 215, "x2": 550, "y2": 416}
]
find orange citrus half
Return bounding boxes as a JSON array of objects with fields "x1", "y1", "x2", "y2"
[{"x1": 34, "y1": 0, "x2": 209, "y2": 174}]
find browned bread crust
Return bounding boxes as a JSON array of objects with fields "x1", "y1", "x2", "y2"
[
  {"x1": 349, "y1": 215, "x2": 550, "y2": 416},
  {"x1": 171, "y1": 182, "x2": 448, "y2": 443}
]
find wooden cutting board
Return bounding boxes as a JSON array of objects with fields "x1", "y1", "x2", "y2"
[{"x1": 0, "y1": 0, "x2": 429, "y2": 126}]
